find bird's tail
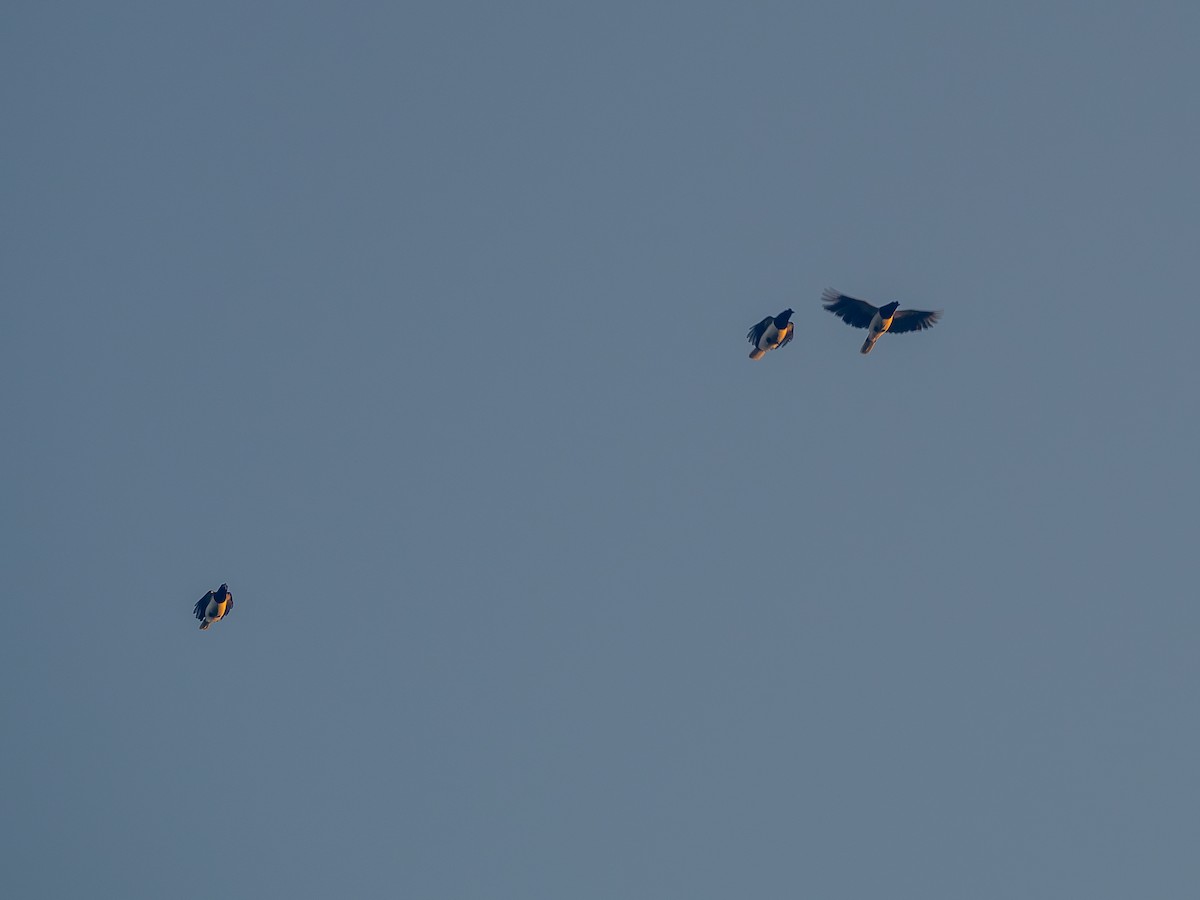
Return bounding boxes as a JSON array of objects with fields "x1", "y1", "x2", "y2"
[
  {"x1": 199, "y1": 620, "x2": 210, "y2": 631},
  {"x1": 748, "y1": 348, "x2": 766, "y2": 360},
  {"x1": 860, "y1": 336, "x2": 875, "y2": 355}
]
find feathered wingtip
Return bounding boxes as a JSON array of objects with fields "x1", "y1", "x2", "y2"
[{"x1": 821, "y1": 287, "x2": 842, "y2": 305}]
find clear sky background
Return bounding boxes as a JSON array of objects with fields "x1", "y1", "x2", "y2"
[{"x1": 4, "y1": 2, "x2": 1199, "y2": 897}]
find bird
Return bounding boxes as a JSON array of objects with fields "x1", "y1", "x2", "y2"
[
  {"x1": 747, "y1": 309, "x2": 795, "y2": 360},
  {"x1": 193, "y1": 584, "x2": 233, "y2": 631},
  {"x1": 821, "y1": 288, "x2": 941, "y2": 355}
]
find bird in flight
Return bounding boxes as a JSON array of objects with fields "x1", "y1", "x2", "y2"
[
  {"x1": 194, "y1": 583, "x2": 233, "y2": 631},
  {"x1": 821, "y1": 288, "x2": 941, "y2": 355},
  {"x1": 747, "y1": 309, "x2": 795, "y2": 360}
]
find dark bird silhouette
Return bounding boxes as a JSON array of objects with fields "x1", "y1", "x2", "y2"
[
  {"x1": 193, "y1": 584, "x2": 233, "y2": 631},
  {"x1": 821, "y1": 288, "x2": 941, "y2": 355},
  {"x1": 747, "y1": 309, "x2": 795, "y2": 360}
]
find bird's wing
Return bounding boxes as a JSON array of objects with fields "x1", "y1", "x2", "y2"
[
  {"x1": 777, "y1": 322, "x2": 794, "y2": 349},
  {"x1": 888, "y1": 308, "x2": 942, "y2": 334},
  {"x1": 223, "y1": 593, "x2": 233, "y2": 617},
  {"x1": 746, "y1": 316, "x2": 772, "y2": 345},
  {"x1": 194, "y1": 592, "x2": 213, "y2": 620},
  {"x1": 821, "y1": 289, "x2": 877, "y2": 329}
]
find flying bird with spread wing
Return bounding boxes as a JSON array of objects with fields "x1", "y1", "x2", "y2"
[
  {"x1": 821, "y1": 288, "x2": 941, "y2": 355},
  {"x1": 747, "y1": 309, "x2": 795, "y2": 360},
  {"x1": 194, "y1": 583, "x2": 233, "y2": 631}
]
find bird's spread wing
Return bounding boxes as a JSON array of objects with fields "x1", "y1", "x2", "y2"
[
  {"x1": 194, "y1": 592, "x2": 213, "y2": 620},
  {"x1": 777, "y1": 323, "x2": 794, "y2": 349},
  {"x1": 747, "y1": 316, "x2": 772, "y2": 345},
  {"x1": 224, "y1": 593, "x2": 233, "y2": 617},
  {"x1": 889, "y1": 308, "x2": 942, "y2": 334},
  {"x1": 821, "y1": 289, "x2": 877, "y2": 329}
]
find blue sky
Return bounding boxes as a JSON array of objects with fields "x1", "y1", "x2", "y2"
[{"x1": 4, "y1": 2, "x2": 1199, "y2": 897}]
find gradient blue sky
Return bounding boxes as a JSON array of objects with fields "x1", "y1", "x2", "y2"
[{"x1": 4, "y1": 2, "x2": 1200, "y2": 897}]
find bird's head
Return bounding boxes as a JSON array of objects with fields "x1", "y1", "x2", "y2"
[
  {"x1": 775, "y1": 309, "x2": 794, "y2": 326},
  {"x1": 217, "y1": 583, "x2": 229, "y2": 597},
  {"x1": 880, "y1": 301, "x2": 901, "y2": 317}
]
